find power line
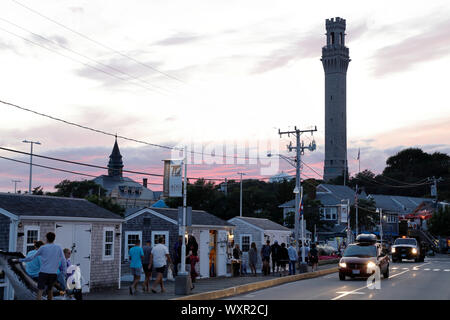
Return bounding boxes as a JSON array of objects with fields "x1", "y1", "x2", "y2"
[
  {"x1": 0, "y1": 25, "x2": 168, "y2": 96},
  {"x1": 11, "y1": 0, "x2": 186, "y2": 84},
  {"x1": 0, "y1": 145, "x2": 228, "y2": 181},
  {"x1": 0, "y1": 146, "x2": 164, "y2": 177},
  {"x1": 0, "y1": 17, "x2": 172, "y2": 95},
  {"x1": 0, "y1": 154, "x2": 97, "y2": 177},
  {"x1": 0, "y1": 99, "x2": 178, "y2": 150}
]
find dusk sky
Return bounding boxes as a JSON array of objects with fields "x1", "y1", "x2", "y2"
[{"x1": 0, "y1": 0, "x2": 449, "y2": 193}]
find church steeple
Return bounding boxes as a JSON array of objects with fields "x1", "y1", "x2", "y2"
[{"x1": 108, "y1": 135, "x2": 124, "y2": 177}]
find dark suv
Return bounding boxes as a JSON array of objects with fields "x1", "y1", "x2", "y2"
[
  {"x1": 338, "y1": 234, "x2": 390, "y2": 280},
  {"x1": 391, "y1": 237, "x2": 424, "y2": 262}
]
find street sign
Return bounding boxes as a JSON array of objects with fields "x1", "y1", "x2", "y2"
[
  {"x1": 163, "y1": 160, "x2": 183, "y2": 197},
  {"x1": 178, "y1": 206, "x2": 192, "y2": 226}
]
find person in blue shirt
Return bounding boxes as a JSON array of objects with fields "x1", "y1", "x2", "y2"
[
  {"x1": 128, "y1": 240, "x2": 144, "y2": 295},
  {"x1": 56, "y1": 248, "x2": 72, "y2": 291},
  {"x1": 19, "y1": 232, "x2": 66, "y2": 300},
  {"x1": 25, "y1": 240, "x2": 44, "y2": 282}
]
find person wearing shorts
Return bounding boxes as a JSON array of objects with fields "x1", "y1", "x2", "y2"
[
  {"x1": 19, "y1": 232, "x2": 66, "y2": 300},
  {"x1": 142, "y1": 240, "x2": 152, "y2": 292},
  {"x1": 128, "y1": 240, "x2": 144, "y2": 295},
  {"x1": 150, "y1": 237, "x2": 172, "y2": 293}
]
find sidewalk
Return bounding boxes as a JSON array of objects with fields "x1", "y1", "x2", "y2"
[{"x1": 85, "y1": 263, "x2": 338, "y2": 300}]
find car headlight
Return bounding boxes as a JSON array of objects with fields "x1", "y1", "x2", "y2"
[
  {"x1": 412, "y1": 248, "x2": 417, "y2": 254},
  {"x1": 339, "y1": 262, "x2": 347, "y2": 268},
  {"x1": 367, "y1": 261, "x2": 376, "y2": 269},
  {"x1": 391, "y1": 247, "x2": 396, "y2": 253}
]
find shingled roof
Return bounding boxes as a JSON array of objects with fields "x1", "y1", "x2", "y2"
[
  {"x1": 229, "y1": 217, "x2": 291, "y2": 231},
  {"x1": 125, "y1": 207, "x2": 234, "y2": 227},
  {"x1": 0, "y1": 193, "x2": 122, "y2": 220}
]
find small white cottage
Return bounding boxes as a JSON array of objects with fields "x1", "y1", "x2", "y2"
[
  {"x1": 0, "y1": 193, "x2": 124, "y2": 300},
  {"x1": 227, "y1": 217, "x2": 292, "y2": 272}
]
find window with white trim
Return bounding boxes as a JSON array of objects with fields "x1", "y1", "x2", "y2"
[
  {"x1": 320, "y1": 207, "x2": 337, "y2": 220},
  {"x1": 23, "y1": 226, "x2": 40, "y2": 254},
  {"x1": 151, "y1": 231, "x2": 169, "y2": 248},
  {"x1": 125, "y1": 231, "x2": 142, "y2": 260},
  {"x1": 387, "y1": 214, "x2": 397, "y2": 223},
  {"x1": 240, "y1": 234, "x2": 252, "y2": 252},
  {"x1": 103, "y1": 227, "x2": 114, "y2": 260}
]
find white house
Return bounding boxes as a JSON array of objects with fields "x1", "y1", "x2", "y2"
[
  {"x1": 0, "y1": 193, "x2": 124, "y2": 300},
  {"x1": 227, "y1": 217, "x2": 292, "y2": 272}
]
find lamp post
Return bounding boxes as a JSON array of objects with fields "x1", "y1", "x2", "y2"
[
  {"x1": 237, "y1": 172, "x2": 246, "y2": 217},
  {"x1": 12, "y1": 180, "x2": 21, "y2": 193},
  {"x1": 22, "y1": 140, "x2": 41, "y2": 194}
]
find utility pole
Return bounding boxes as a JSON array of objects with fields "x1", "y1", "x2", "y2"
[
  {"x1": 22, "y1": 140, "x2": 41, "y2": 194},
  {"x1": 12, "y1": 180, "x2": 21, "y2": 193},
  {"x1": 355, "y1": 184, "x2": 359, "y2": 236},
  {"x1": 278, "y1": 126, "x2": 317, "y2": 266},
  {"x1": 428, "y1": 176, "x2": 443, "y2": 210},
  {"x1": 237, "y1": 172, "x2": 246, "y2": 217}
]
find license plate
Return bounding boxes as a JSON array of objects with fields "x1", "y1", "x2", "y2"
[{"x1": 352, "y1": 270, "x2": 360, "y2": 274}]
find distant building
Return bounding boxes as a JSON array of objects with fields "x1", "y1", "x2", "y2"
[
  {"x1": 269, "y1": 171, "x2": 294, "y2": 183},
  {"x1": 93, "y1": 138, "x2": 157, "y2": 208}
]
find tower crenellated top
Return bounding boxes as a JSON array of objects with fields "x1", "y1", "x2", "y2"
[
  {"x1": 324, "y1": 17, "x2": 348, "y2": 48},
  {"x1": 326, "y1": 17, "x2": 346, "y2": 29}
]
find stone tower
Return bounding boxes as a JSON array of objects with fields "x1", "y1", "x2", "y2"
[
  {"x1": 321, "y1": 17, "x2": 350, "y2": 182},
  {"x1": 107, "y1": 136, "x2": 124, "y2": 178}
]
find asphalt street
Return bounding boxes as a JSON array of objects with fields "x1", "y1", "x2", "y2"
[{"x1": 226, "y1": 255, "x2": 450, "y2": 300}]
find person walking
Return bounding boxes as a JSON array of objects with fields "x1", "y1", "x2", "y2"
[
  {"x1": 309, "y1": 243, "x2": 319, "y2": 272},
  {"x1": 150, "y1": 237, "x2": 172, "y2": 293},
  {"x1": 186, "y1": 250, "x2": 199, "y2": 288},
  {"x1": 271, "y1": 240, "x2": 281, "y2": 274},
  {"x1": 260, "y1": 240, "x2": 271, "y2": 276},
  {"x1": 128, "y1": 240, "x2": 144, "y2": 295},
  {"x1": 142, "y1": 240, "x2": 152, "y2": 292},
  {"x1": 25, "y1": 240, "x2": 44, "y2": 282},
  {"x1": 287, "y1": 243, "x2": 298, "y2": 275},
  {"x1": 248, "y1": 242, "x2": 258, "y2": 276},
  {"x1": 18, "y1": 232, "x2": 66, "y2": 300},
  {"x1": 232, "y1": 244, "x2": 242, "y2": 277},
  {"x1": 279, "y1": 243, "x2": 289, "y2": 276},
  {"x1": 173, "y1": 236, "x2": 182, "y2": 277}
]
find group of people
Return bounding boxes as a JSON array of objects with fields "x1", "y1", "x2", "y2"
[
  {"x1": 232, "y1": 240, "x2": 320, "y2": 277},
  {"x1": 17, "y1": 232, "x2": 74, "y2": 300},
  {"x1": 128, "y1": 235, "x2": 200, "y2": 295}
]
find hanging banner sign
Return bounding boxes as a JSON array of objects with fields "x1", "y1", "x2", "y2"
[
  {"x1": 340, "y1": 205, "x2": 348, "y2": 223},
  {"x1": 163, "y1": 160, "x2": 183, "y2": 197}
]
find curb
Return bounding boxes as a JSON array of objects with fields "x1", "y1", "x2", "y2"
[{"x1": 172, "y1": 266, "x2": 339, "y2": 300}]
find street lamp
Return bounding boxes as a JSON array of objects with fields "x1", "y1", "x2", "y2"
[
  {"x1": 12, "y1": 180, "x2": 21, "y2": 193},
  {"x1": 341, "y1": 199, "x2": 351, "y2": 244},
  {"x1": 22, "y1": 140, "x2": 41, "y2": 194},
  {"x1": 237, "y1": 172, "x2": 246, "y2": 217}
]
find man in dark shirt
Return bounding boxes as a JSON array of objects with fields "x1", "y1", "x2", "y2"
[{"x1": 271, "y1": 240, "x2": 281, "y2": 274}]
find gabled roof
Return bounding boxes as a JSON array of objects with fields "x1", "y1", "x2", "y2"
[
  {"x1": 0, "y1": 193, "x2": 122, "y2": 220},
  {"x1": 125, "y1": 207, "x2": 234, "y2": 227},
  {"x1": 228, "y1": 216, "x2": 291, "y2": 232},
  {"x1": 93, "y1": 175, "x2": 155, "y2": 200},
  {"x1": 316, "y1": 184, "x2": 367, "y2": 206},
  {"x1": 279, "y1": 183, "x2": 366, "y2": 208},
  {"x1": 368, "y1": 194, "x2": 432, "y2": 214}
]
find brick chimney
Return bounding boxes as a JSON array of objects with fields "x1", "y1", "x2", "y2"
[{"x1": 143, "y1": 178, "x2": 148, "y2": 188}]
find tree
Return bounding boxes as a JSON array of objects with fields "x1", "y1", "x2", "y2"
[
  {"x1": 45, "y1": 179, "x2": 123, "y2": 216},
  {"x1": 32, "y1": 186, "x2": 44, "y2": 195},
  {"x1": 85, "y1": 195, "x2": 125, "y2": 217},
  {"x1": 349, "y1": 198, "x2": 378, "y2": 231},
  {"x1": 50, "y1": 179, "x2": 107, "y2": 198},
  {"x1": 428, "y1": 207, "x2": 450, "y2": 237}
]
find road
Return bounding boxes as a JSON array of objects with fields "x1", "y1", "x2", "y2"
[{"x1": 227, "y1": 255, "x2": 450, "y2": 300}]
